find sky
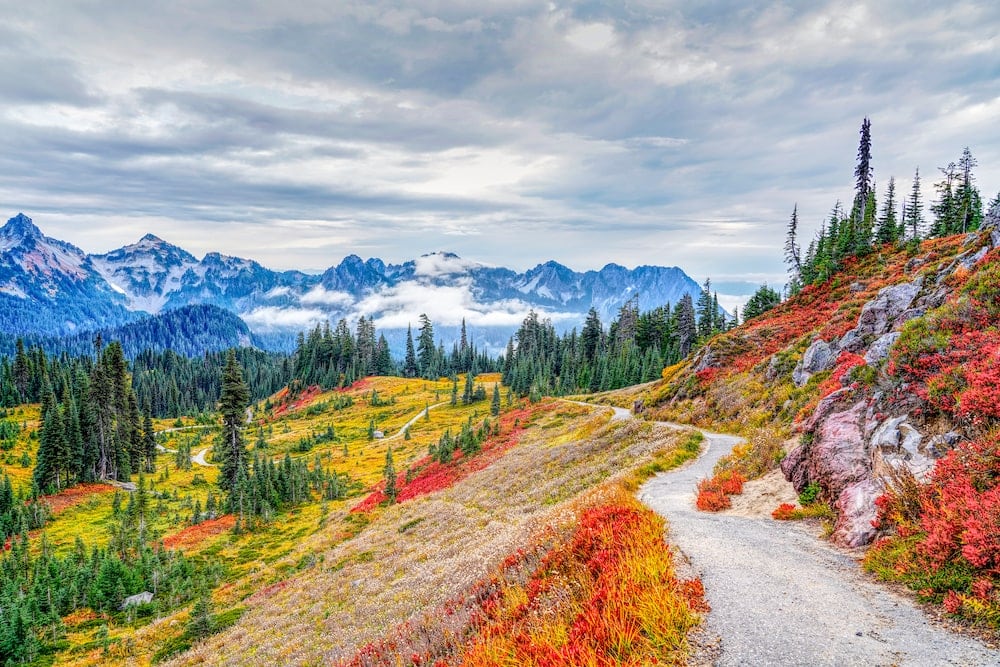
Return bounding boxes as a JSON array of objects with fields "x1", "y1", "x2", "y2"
[{"x1": 1, "y1": 1, "x2": 999, "y2": 309}]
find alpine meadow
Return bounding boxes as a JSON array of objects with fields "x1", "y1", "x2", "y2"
[{"x1": 2, "y1": 2, "x2": 1000, "y2": 666}]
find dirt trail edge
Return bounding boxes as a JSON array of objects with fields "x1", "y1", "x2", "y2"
[{"x1": 590, "y1": 404, "x2": 997, "y2": 666}]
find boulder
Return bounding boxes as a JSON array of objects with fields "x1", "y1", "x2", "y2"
[
  {"x1": 957, "y1": 246, "x2": 988, "y2": 273},
  {"x1": 121, "y1": 591, "x2": 153, "y2": 609},
  {"x1": 781, "y1": 442, "x2": 811, "y2": 493},
  {"x1": 792, "y1": 338, "x2": 836, "y2": 387},
  {"x1": 802, "y1": 387, "x2": 852, "y2": 432},
  {"x1": 864, "y1": 332, "x2": 900, "y2": 365},
  {"x1": 692, "y1": 345, "x2": 716, "y2": 373},
  {"x1": 832, "y1": 479, "x2": 882, "y2": 548},
  {"x1": 869, "y1": 417, "x2": 935, "y2": 479},
  {"x1": 808, "y1": 401, "x2": 868, "y2": 501},
  {"x1": 855, "y1": 278, "x2": 922, "y2": 337}
]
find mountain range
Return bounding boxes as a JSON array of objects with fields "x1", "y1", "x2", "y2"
[{"x1": 0, "y1": 213, "x2": 705, "y2": 353}]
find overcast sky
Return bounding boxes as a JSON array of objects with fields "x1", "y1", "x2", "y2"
[{"x1": 2, "y1": 1, "x2": 998, "y2": 302}]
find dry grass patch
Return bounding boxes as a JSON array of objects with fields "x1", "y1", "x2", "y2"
[{"x1": 166, "y1": 405, "x2": 695, "y2": 666}]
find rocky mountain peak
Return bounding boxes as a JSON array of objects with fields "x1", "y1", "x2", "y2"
[{"x1": 1, "y1": 213, "x2": 43, "y2": 243}]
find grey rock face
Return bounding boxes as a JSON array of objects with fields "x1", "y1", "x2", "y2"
[
  {"x1": 792, "y1": 338, "x2": 836, "y2": 387},
  {"x1": 864, "y1": 332, "x2": 900, "y2": 365}
]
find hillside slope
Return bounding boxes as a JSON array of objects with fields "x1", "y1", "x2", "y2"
[{"x1": 640, "y1": 208, "x2": 1000, "y2": 547}]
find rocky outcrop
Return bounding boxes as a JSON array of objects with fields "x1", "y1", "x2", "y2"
[
  {"x1": 792, "y1": 339, "x2": 836, "y2": 386},
  {"x1": 781, "y1": 254, "x2": 980, "y2": 546},
  {"x1": 863, "y1": 332, "x2": 900, "y2": 365},
  {"x1": 121, "y1": 591, "x2": 153, "y2": 609}
]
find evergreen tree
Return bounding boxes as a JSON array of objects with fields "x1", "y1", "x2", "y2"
[
  {"x1": 876, "y1": 176, "x2": 899, "y2": 244},
  {"x1": 696, "y1": 278, "x2": 716, "y2": 340},
  {"x1": 905, "y1": 168, "x2": 925, "y2": 240},
  {"x1": 217, "y1": 351, "x2": 250, "y2": 493},
  {"x1": 403, "y1": 325, "x2": 418, "y2": 378},
  {"x1": 854, "y1": 117, "x2": 873, "y2": 217},
  {"x1": 581, "y1": 308, "x2": 602, "y2": 363},
  {"x1": 374, "y1": 334, "x2": 393, "y2": 376},
  {"x1": 931, "y1": 161, "x2": 959, "y2": 237},
  {"x1": 416, "y1": 314, "x2": 436, "y2": 379},
  {"x1": 383, "y1": 446, "x2": 397, "y2": 504},
  {"x1": 141, "y1": 411, "x2": 156, "y2": 473},
  {"x1": 462, "y1": 372, "x2": 474, "y2": 405},
  {"x1": 955, "y1": 147, "x2": 983, "y2": 233},
  {"x1": 675, "y1": 294, "x2": 697, "y2": 358},
  {"x1": 491, "y1": 384, "x2": 501, "y2": 417},
  {"x1": 785, "y1": 204, "x2": 802, "y2": 292},
  {"x1": 188, "y1": 592, "x2": 213, "y2": 640},
  {"x1": 742, "y1": 284, "x2": 782, "y2": 321}
]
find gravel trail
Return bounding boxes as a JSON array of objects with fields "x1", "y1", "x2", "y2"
[{"x1": 635, "y1": 423, "x2": 999, "y2": 666}]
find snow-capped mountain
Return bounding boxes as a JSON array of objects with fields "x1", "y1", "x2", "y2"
[
  {"x1": 0, "y1": 214, "x2": 707, "y2": 350},
  {"x1": 0, "y1": 214, "x2": 132, "y2": 333}
]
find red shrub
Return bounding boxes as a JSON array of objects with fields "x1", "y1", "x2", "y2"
[
  {"x1": 694, "y1": 470, "x2": 743, "y2": 512},
  {"x1": 696, "y1": 487, "x2": 731, "y2": 512},
  {"x1": 719, "y1": 471, "x2": 745, "y2": 495},
  {"x1": 161, "y1": 514, "x2": 236, "y2": 549},
  {"x1": 772, "y1": 503, "x2": 797, "y2": 520}
]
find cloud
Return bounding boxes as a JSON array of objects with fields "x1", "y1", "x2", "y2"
[
  {"x1": 411, "y1": 252, "x2": 482, "y2": 278},
  {"x1": 264, "y1": 286, "x2": 292, "y2": 299},
  {"x1": 299, "y1": 285, "x2": 354, "y2": 306},
  {"x1": 1, "y1": 1, "x2": 998, "y2": 290},
  {"x1": 242, "y1": 306, "x2": 326, "y2": 331},
  {"x1": 350, "y1": 277, "x2": 576, "y2": 329}
]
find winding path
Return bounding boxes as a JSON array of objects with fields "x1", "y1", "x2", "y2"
[
  {"x1": 591, "y1": 404, "x2": 998, "y2": 665},
  {"x1": 382, "y1": 401, "x2": 449, "y2": 442}
]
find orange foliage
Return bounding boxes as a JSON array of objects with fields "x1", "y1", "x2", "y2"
[
  {"x1": 343, "y1": 489, "x2": 702, "y2": 666},
  {"x1": 161, "y1": 514, "x2": 236, "y2": 550},
  {"x1": 695, "y1": 470, "x2": 744, "y2": 512},
  {"x1": 771, "y1": 503, "x2": 797, "y2": 520},
  {"x1": 40, "y1": 483, "x2": 115, "y2": 515}
]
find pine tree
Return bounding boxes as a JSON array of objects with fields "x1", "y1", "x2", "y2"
[
  {"x1": 383, "y1": 446, "x2": 397, "y2": 504},
  {"x1": 785, "y1": 204, "x2": 802, "y2": 292},
  {"x1": 956, "y1": 147, "x2": 983, "y2": 233},
  {"x1": 188, "y1": 592, "x2": 213, "y2": 639},
  {"x1": 742, "y1": 284, "x2": 782, "y2": 321},
  {"x1": 462, "y1": 372, "x2": 474, "y2": 405},
  {"x1": 581, "y1": 308, "x2": 602, "y2": 363},
  {"x1": 854, "y1": 117, "x2": 873, "y2": 217},
  {"x1": 374, "y1": 334, "x2": 393, "y2": 376},
  {"x1": 675, "y1": 294, "x2": 697, "y2": 358},
  {"x1": 34, "y1": 406, "x2": 68, "y2": 491},
  {"x1": 491, "y1": 384, "x2": 501, "y2": 417},
  {"x1": 905, "y1": 168, "x2": 925, "y2": 241},
  {"x1": 217, "y1": 351, "x2": 250, "y2": 493},
  {"x1": 877, "y1": 176, "x2": 899, "y2": 244},
  {"x1": 931, "y1": 162, "x2": 958, "y2": 237},
  {"x1": 416, "y1": 314, "x2": 436, "y2": 379},
  {"x1": 141, "y1": 411, "x2": 156, "y2": 473},
  {"x1": 403, "y1": 325, "x2": 418, "y2": 378},
  {"x1": 696, "y1": 278, "x2": 715, "y2": 340}
]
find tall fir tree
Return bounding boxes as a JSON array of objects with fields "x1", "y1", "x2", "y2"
[
  {"x1": 696, "y1": 278, "x2": 715, "y2": 340},
  {"x1": 854, "y1": 117, "x2": 874, "y2": 218},
  {"x1": 416, "y1": 314, "x2": 436, "y2": 379},
  {"x1": 675, "y1": 294, "x2": 697, "y2": 358},
  {"x1": 785, "y1": 204, "x2": 802, "y2": 292},
  {"x1": 876, "y1": 176, "x2": 899, "y2": 244},
  {"x1": 403, "y1": 325, "x2": 418, "y2": 378},
  {"x1": 383, "y1": 446, "x2": 397, "y2": 505},
  {"x1": 955, "y1": 147, "x2": 983, "y2": 233},
  {"x1": 905, "y1": 168, "x2": 925, "y2": 241},
  {"x1": 217, "y1": 350, "x2": 250, "y2": 493}
]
